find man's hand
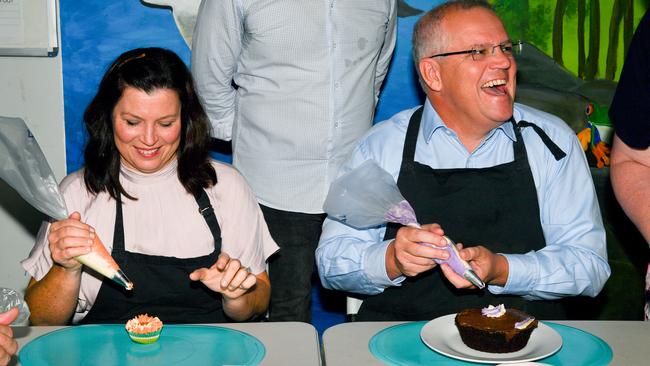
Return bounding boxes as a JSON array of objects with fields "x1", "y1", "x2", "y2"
[
  {"x1": 190, "y1": 253, "x2": 257, "y2": 299},
  {"x1": 0, "y1": 308, "x2": 19, "y2": 366},
  {"x1": 440, "y1": 244, "x2": 509, "y2": 288},
  {"x1": 386, "y1": 223, "x2": 450, "y2": 279}
]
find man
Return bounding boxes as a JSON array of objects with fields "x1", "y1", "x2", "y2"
[
  {"x1": 192, "y1": 0, "x2": 397, "y2": 322},
  {"x1": 0, "y1": 308, "x2": 18, "y2": 366},
  {"x1": 609, "y1": 10, "x2": 650, "y2": 320},
  {"x1": 316, "y1": 0, "x2": 610, "y2": 321}
]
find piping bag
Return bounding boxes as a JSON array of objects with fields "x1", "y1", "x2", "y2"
[
  {"x1": 0, "y1": 117, "x2": 133, "y2": 290},
  {"x1": 323, "y1": 159, "x2": 485, "y2": 289}
]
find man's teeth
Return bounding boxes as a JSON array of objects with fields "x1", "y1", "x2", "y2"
[
  {"x1": 482, "y1": 79, "x2": 507, "y2": 88},
  {"x1": 137, "y1": 148, "x2": 159, "y2": 156}
]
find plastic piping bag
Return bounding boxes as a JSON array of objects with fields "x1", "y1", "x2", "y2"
[
  {"x1": 0, "y1": 117, "x2": 133, "y2": 290},
  {"x1": 323, "y1": 159, "x2": 485, "y2": 289}
]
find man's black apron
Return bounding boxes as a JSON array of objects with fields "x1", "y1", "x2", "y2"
[
  {"x1": 357, "y1": 107, "x2": 568, "y2": 321},
  {"x1": 81, "y1": 190, "x2": 228, "y2": 324}
]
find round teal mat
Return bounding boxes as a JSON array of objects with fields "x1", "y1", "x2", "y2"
[
  {"x1": 19, "y1": 324, "x2": 265, "y2": 366},
  {"x1": 369, "y1": 321, "x2": 612, "y2": 365}
]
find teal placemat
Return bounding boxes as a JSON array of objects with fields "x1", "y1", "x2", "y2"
[
  {"x1": 369, "y1": 321, "x2": 612, "y2": 365},
  {"x1": 19, "y1": 324, "x2": 265, "y2": 366}
]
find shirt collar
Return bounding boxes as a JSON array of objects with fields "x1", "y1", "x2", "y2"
[
  {"x1": 120, "y1": 157, "x2": 178, "y2": 184},
  {"x1": 421, "y1": 99, "x2": 518, "y2": 143}
]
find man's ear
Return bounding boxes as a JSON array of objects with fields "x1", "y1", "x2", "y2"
[{"x1": 418, "y1": 58, "x2": 442, "y2": 92}]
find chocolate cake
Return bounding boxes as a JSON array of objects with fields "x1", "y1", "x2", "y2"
[{"x1": 454, "y1": 305, "x2": 538, "y2": 353}]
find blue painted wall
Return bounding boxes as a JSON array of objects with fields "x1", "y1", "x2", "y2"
[
  {"x1": 61, "y1": 1, "x2": 188, "y2": 173},
  {"x1": 61, "y1": 0, "x2": 443, "y2": 173}
]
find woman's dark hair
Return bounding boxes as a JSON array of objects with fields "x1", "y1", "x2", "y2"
[{"x1": 83, "y1": 47, "x2": 217, "y2": 201}]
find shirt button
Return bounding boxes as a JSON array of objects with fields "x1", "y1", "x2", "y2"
[
  {"x1": 332, "y1": 42, "x2": 337, "y2": 49},
  {"x1": 335, "y1": 121, "x2": 342, "y2": 128},
  {"x1": 335, "y1": 81, "x2": 341, "y2": 89}
]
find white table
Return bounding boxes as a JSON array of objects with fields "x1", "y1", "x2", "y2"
[
  {"x1": 322, "y1": 320, "x2": 649, "y2": 365},
  {"x1": 10, "y1": 321, "x2": 321, "y2": 366}
]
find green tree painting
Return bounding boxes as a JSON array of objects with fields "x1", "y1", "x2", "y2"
[{"x1": 491, "y1": 0, "x2": 647, "y2": 81}]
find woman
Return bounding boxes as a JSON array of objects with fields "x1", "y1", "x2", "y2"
[{"x1": 22, "y1": 48, "x2": 278, "y2": 324}]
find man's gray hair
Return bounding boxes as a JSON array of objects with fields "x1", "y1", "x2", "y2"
[{"x1": 412, "y1": 0, "x2": 495, "y2": 90}]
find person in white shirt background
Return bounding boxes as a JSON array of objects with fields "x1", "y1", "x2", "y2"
[{"x1": 192, "y1": 0, "x2": 397, "y2": 322}]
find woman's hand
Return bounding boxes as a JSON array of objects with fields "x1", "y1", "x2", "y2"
[
  {"x1": 47, "y1": 212, "x2": 95, "y2": 272},
  {"x1": 189, "y1": 253, "x2": 257, "y2": 299}
]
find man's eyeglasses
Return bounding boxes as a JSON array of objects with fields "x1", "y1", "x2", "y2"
[{"x1": 428, "y1": 41, "x2": 523, "y2": 61}]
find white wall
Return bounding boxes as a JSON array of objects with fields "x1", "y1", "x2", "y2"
[{"x1": 0, "y1": 16, "x2": 65, "y2": 294}]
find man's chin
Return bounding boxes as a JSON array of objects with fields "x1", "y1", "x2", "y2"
[{"x1": 488, "y1": 103, "x2": 514, "y2": 123}]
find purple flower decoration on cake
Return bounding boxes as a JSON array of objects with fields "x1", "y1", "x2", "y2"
[
  {"x1": 515, "y1": 317, "x2": 535, "y2": 329},
  {"x1": 481, "y1": 304, "x2": 506, "y2": 318}
]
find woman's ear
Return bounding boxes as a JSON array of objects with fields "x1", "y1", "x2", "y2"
[{"x1": 418, "y1": 58, "x2": 442, "y2": 92}]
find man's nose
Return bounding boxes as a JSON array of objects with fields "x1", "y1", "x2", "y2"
[{"x1": 490, "y1": 47, "x2": 512, "y2": 68}]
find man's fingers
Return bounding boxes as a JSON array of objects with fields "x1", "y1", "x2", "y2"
[
  {"x1": 440, "y1": 264, "x2": 473, "y2": 288},
  {"x1": 421, "y1": 223, "x2": 445, "y2": 236},
  {"x1": 399, "y1": 241, "x2": 449, "y2": 262},
  {"x1": 459, "y1": 246, "x2": 480, "y2": 261}
]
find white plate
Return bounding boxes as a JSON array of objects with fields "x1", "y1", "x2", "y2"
[{"x1": 420, "y1": 314, "x2": 562, "y2": 364}]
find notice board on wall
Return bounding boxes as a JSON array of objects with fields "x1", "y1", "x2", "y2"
[{"x1": 0, "y1": 0, "x2": 58, "y2": 57}]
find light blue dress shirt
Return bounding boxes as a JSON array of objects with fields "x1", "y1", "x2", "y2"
[
  {"x1": 192, "y1": 0, "x2": 397, "y2": 213},
  {"x1": 316, "y1": 101, "x2": 611, "y2": 300}
]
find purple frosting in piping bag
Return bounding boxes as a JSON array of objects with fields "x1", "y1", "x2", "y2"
[
  {"x1": 384, "y1": 200, "x2": 419, "y2": 226},
  {"x1": 384, "y1": 200, "x2": 485, "y2": 289}
]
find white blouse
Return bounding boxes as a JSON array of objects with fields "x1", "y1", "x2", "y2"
[{"x1": 22, "y1": 159, "x2": 279, "y2": 323}]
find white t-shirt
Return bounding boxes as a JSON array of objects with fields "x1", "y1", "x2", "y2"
[{"x1": 22, "y1": 159, "x2": 279, "y2": 323}]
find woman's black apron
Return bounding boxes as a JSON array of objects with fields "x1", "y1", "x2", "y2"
[
  {"x1": 356, "y1": 107, "x2": 568, "y2": 321},
  {"x1": 80, "y1": 190, "x2": 228, "y2": 324}
]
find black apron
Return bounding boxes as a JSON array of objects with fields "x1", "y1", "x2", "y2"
[
  {"x1": 80, "y1": 189, "x2": 228, "y2": 324},
  {"x1": 357, "y1": 107, "x2": 568, "y2": 321}
]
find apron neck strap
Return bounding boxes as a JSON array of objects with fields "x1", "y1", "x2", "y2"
[
  {"x1": 515, "y1": 119, "x2": 567, "y2": 161},
  {"x1": 401, "y1": 106, "x2": 425, "y2": 172}
]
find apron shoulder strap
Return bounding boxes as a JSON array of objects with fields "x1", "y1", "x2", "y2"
[
  {"x1": 193, "y1": 189, "x2": 222, "y2": 252},
  {"x1": 516, "y1": 120, "x2": 567, "y2": 161},
  {"x1": 401, "y1": 106, "x2": 425, "y2": 172}
]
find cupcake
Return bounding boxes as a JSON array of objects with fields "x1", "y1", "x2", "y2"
[
  {"x1": 125, "y1": 314, "x2": 164, "y2": 344},
  {"x1": 455, "y1": 304, "x2": 538, "y2": 353}
]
